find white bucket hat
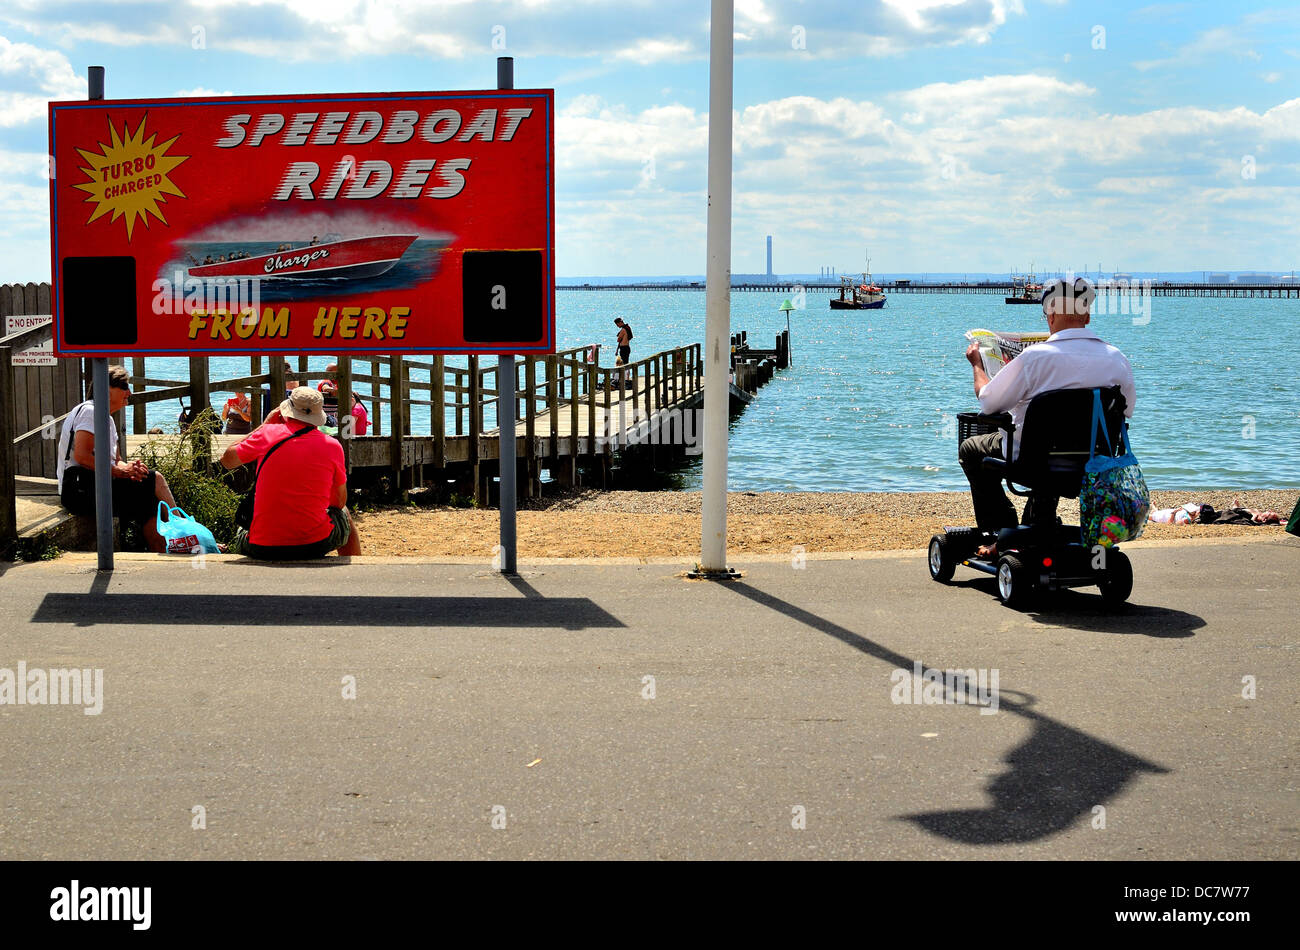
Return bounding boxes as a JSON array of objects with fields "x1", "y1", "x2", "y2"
[{"x1": 279, "y1": 386, "x2": 326, "y2": 427}]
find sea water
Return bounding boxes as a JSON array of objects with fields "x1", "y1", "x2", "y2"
[{"x1": 138, "y1": 290, "x2": 1300, "y2": 491}]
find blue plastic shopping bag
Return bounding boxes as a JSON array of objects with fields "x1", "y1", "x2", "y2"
[
  {"x1": 156, "y1": 502, "x2": 221, "y2": 555},
  {"x1": 1079, "y1": 391, "x2": 1150, "y2": 548}
]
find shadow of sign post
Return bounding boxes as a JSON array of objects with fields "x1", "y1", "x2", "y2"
[{"x1": 32, "y1": 592, "x2": 622, "y2": 632}]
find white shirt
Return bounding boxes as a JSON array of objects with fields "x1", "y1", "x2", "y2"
[
  {"x1": 978, "y1": 327, "x2": 1135, "y2": 460},
  {"x1": 56, "y1": 400, "x2": 118, "y2": 492}
]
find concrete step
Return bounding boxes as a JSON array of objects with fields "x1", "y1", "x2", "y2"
[{"x1": 13, "y1": 476, "x2": 103, "y2": 553}]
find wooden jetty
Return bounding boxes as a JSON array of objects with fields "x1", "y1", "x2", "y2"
[{"x1": 2, "y1": 280, "x2": 791, "y2": 554}]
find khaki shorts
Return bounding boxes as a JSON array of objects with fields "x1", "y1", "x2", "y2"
[{"x1": 230, "y1": 506, "x2": 351, "y2": 560}]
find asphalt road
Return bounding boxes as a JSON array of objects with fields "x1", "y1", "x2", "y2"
[{"x1": 0, "y1": 538, "x2": 1296, "y2": 860}]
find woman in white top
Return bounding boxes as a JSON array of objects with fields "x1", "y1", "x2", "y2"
[{"x1": 57, "y1": 365, "x2": 176, "y2": 552}]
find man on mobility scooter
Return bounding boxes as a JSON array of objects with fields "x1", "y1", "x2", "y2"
[{"x1": 929, "y1": 277, "x2": 1138, "y2": 608}]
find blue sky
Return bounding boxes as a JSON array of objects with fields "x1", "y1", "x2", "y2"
[{"x1": 3, "y1": 0, "x2": 1299, "y2": 280}]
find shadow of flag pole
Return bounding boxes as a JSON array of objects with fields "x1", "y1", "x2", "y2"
[{"x1": 698, "y1": 0, "x2": 734, "y2": 578}]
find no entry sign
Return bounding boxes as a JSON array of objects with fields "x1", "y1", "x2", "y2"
[{"x1": 48, "y1": 89, "x2": 554, "y2": 356}]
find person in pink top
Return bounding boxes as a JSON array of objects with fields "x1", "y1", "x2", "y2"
[
  {"x1": 349, "y1": 391, "x2": 369, "y2": 436},
  {"x1": 219, "y1": 387, "x2": 362, "y2": 559}
]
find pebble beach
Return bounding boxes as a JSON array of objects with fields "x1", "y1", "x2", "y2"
[{"x1": 355, "y1": 488, "x2": 1296, "y2": 559}]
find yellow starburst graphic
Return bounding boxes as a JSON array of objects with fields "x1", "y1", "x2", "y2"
[{"x1": 72, "y1": 114, "x2": 189, "y2": 240}]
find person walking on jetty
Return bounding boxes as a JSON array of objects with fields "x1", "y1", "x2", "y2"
[
  {"x1": 614, "y1": 317, "x2": 633, "y2": 365},
  {"x1": 959, "y1": 277, "x2": 1136, "y2": 557},
  {"x1": 56, "y1": 365, "x2": 177, "y2": 553},
  {"x1": 220, "y1": 387, "x2": 361, "y2": 559}
]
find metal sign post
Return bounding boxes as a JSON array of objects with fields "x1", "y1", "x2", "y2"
[
  {"x1": 88, "y1": 65, "x2": 114, "y2": 572},
  {"x1": 497, "y1": 56, "x2": 517, "y2": 574}
]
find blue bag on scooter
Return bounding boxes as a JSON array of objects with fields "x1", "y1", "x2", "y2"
[
  {"x1": 156, "y1": 502, "x2": 220, "y2": 554},
  {"x1": 1079, "y1": 391, "x2": 1149, "y2": 548}
]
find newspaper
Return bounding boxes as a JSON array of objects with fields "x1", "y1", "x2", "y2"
[{"x1": 965, "y1": 328, "x2": 1050, "y2": 378}]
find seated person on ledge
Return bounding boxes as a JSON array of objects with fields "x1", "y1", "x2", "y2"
[
  {"x1": 220, "y1": 387, "x2": 362, "y2": 559},
  {"x1": 318, "y1": 377, "x2": 340, "y2": 428},
  {"x1": 960, "y1": 277, "x2": 1136, "y2": 556},
  {"x1": 262, "y1": 363, "x2": 299, "y2": 423},
  {"x1": 57, "y1": 364, "x2": 177, "y2": 553}
]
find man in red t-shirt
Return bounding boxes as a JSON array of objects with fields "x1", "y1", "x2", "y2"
[{"x1": 220, "y1": 387, "x2": 362, "y2": 559}]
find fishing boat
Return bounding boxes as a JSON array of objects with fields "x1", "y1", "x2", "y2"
[
  {"x1": 1005, "y1": 268, "x2": 1042, "y2": 304},
  {"x1": 187, "y1": 233, "x2": 419, "y2": 280},
  {"x1": 830, "y1": 272, "x2": 886, "y2": 310}
]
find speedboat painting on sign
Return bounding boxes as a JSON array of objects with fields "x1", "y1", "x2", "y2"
[
  {"x1": 187, "y1": 233, "x2": 419, "y2": 280},
  {"x1": 164, "y1": 213, "x2": 452, "y2": 303}
]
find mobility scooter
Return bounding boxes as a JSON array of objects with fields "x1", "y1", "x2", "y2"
[{"x1": 928, "y1": 385, "x2": 1134, "y2": 609}]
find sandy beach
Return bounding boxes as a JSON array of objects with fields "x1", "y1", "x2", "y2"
[{"x1": 354, "y1": 488, "x2": 1296, "y2": 559}]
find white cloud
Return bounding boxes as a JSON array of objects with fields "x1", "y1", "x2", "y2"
[
  {"x1": 883, "y1": 0, "x2": 1021, "y2": 42},
  {"x1": 0, "y1": 146, "x2": 49, "y2": 177},
  {"x1": 172, "y1": 87, "x2": 236, "y2": 97},
  {"x1": 0, "y1": 147, "x2": 54, "y2": 282},
  {"x1": 0, "y1": 0, "x2": 1026, "y2": 63},
  {"x1": 0, "y1": 34, "x2": 84, "y2": 125},
  {"x1": 611, "y1": 38, "x2": 693, "y2": 65},
  {"x1": 736, "y1": 0, "x2": 774, "y2": 26},
  {"x1": 1133, "y1": 13, "x2": 1291, "y2": 71},
  {"x1": 1094, "y1": 176, "x2": 1179, "y2": 194},
  {"x1": 553, "y1": 81, "x2": 1300, "y2": 273},
  {"x1": 895, "y1": 74, "x2": 1094, "y2": 125}
]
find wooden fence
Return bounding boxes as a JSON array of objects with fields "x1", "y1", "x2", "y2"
[{"x1": 1, "y1": 282, "x2": 85, "y2": 480}]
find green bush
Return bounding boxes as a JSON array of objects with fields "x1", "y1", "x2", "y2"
[
  {"x1": 133, "y1": 407, "x2": 241, "y2": 543},
  {"x1": 16, "y1": 535, "x2": 62, "y2": 561}
]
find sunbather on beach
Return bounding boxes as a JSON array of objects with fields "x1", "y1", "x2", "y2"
[{"x1": 960, "y1": 277, "x2": 1136, "y2": 557}]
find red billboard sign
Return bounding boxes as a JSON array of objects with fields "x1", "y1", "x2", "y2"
[{"x1": 48, "y1": 89, "x2": 554, "y2": 356}]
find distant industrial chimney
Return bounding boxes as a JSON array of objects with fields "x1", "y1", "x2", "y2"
[{"x1": 766, "y1": 236, "x2": 773, "y2": 276}]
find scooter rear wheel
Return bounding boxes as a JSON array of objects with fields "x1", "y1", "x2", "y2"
[
  {"x1": 928, "y1": 535, "x2": 956, "y2": 583},
  {"x1": 996, "y1": 554, "x2": 1034, "y2": 609},
  {"x1": 1098, "y1": 549, "x2": 1133, "y2": 607}
]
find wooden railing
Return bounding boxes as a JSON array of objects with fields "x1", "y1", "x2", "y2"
[{"x1": 117, "y1": 341, "x2": 701, "y2": 449}]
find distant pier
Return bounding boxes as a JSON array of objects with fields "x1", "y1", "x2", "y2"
[{"x1": 561, "y1": 280, "x2": 1300, "y2": 298}]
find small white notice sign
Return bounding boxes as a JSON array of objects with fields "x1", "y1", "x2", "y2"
[{"x1": 5, "y1": 315, "x2": 56, "y2": 366}]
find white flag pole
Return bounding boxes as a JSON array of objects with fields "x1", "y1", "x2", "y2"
[{"x1": 698, "y1": 0, "x2": 734, "y2": 576}]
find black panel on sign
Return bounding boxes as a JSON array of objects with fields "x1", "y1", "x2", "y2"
[
  {"x1": 462, "y1": 250, "x2": 544, "y2": 343},
  {"x1": 62, "y1": 256, "x2": 138, "y2": 345}
]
